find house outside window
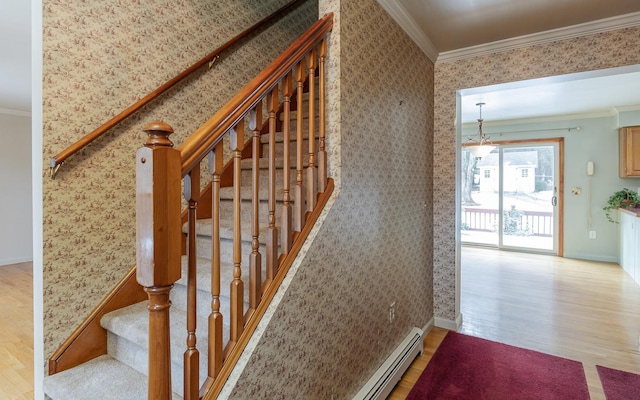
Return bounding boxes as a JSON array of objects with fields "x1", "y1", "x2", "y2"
[{"x1": 477, "y1": 151, "x2": 538, "y2": 193}]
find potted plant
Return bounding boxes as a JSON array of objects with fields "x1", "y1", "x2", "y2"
[{"x1": 603, "y1": 188, "x2": 640, "y2": 223}]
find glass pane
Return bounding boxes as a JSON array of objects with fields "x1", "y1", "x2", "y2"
[
  {"x1": 461, "y1": 147, "x2": 499, "y2": 246},
  {"x1": 501, "y1": 145, "x2": 555, "y2": 250}
]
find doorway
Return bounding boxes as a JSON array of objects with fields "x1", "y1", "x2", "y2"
[{"x1": 461, "y1": 139, "x2": 563, "y2": 255}]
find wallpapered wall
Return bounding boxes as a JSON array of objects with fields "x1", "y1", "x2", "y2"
[
  {"x1": 224, "y1": 0, "x2": 434, "y2": 398},
  {"x1": 42, "y1": 0, "x2": 318, "y2": 360},
  {"x1": 433, "y1": 27, "x2": 640, "y2": 321}
]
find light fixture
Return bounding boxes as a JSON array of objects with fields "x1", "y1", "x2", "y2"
[{"x1": 466, "y1": 102, "x2": 495, "y2": 159}]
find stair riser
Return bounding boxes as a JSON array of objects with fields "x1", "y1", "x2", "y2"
[
  {"x1": 237, "y1": 168, "x2": 298, "y2": 195},
  {"x1": 195, "y1": 235, "x2": 270, "y2": 270},
  {"x1": 227, "y1": 162, "x2": 316, "y2": 192},
  {"x1": 171, "y1": 280, "x2": 250, "y2": 320},
  {"x1": 281, "y1": 95, "x2": 320, "y2": 121},
  {"x1": 263, "y1": 144, "x2": 312, "y2": 164},
  {"x1": 260, "y1": 125, "x2": 319, "y2": 144},
  {"x1": 107, "y1": 332, "x2": 207, "y2": 395},
  {"x1": 218, "y1": 198, "x2": 288, "y2": 228}
]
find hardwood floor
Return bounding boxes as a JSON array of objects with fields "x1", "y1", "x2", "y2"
[
  {"x1": 4, "y1": 251, "x2": 640, "y2": 399},
  {"x1": 389, "y1": 247, "x2": 640, "y2": 399},
  {"x1": 0, "y1": 262, "x2": 34, "y2": 400}
]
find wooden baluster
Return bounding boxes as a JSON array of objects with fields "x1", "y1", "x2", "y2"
[
  {"x1": 281, "y1": 72, "x2": 293, "y2": 254},
  {"x1": 318, "y1": 40, "x2": 328, "y2": 193},
  {"x1": 183, "y1": 167, "x2": 200, "y2": 400},
  {"x1": 306, "y1": 49, "x2": 318, "y2": 212},
  {"x1": 266, "y1": 88, "x2": 280, "y2": 280},
  {"x1": 249, "y1": 105, "x2": 263, "y2": 314},
  {"x1": 207, "y1": 143, "x2": 224, "y2": 379},
  {"x1": 230, "y1": 121, "x2": 245, "y2": 342},
  {"x1": 293, "y1": 60, "x2": 306, "y2": 231},
  {"x1": 136, "y1": 122, "x2": 182, "y2": 400}
]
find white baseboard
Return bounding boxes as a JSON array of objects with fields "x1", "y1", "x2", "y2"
[
  {"x1": 0, "y1": 256, "x2": 33, "y2": 267},
  {"x1": 563, "y1": 253, "x2": 617, "y2": 263},
  {"x1": 422, "y1": 317, "x2": 434, "y2": 335},
  {"x1": 352, "y1": 327, "x2": 424, "y2": 400},
  {"x1": 434, "y1": 313, "x2": 463, "y2": 331}
]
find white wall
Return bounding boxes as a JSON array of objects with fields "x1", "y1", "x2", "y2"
[
  {"x1": 0, "y1": 112, "x2": 32, "y2": 265},
  {"x1": 462, "y1": 110, "x2": 640, "y2": 262}
]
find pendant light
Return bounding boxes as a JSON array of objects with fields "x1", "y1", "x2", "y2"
[{"x1": 467, "y1": 102, "x2": 495, "y2": 159}]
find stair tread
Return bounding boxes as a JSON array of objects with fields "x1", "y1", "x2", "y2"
[
  {"x1": 101, "y1": 301, "x2": 217, "y2": 369},
  {"x1": 175, "y1": 255, "x2": 259, "y2": 300},
  {"x1": 219, "y1": 185, "x2": 296, "y2": 203},
  {"x1": 185, "y1": 217, "x2": 271, "y2": 240},
  {"x1": 259, "y1": 127, "x2": 317, "y2": 143},
  {"x1": 43, "y1": 354, "x2": 183, "y2": 400},
  {"x1": 239, "y1": 155, "x2": 311, "y2": 170}
]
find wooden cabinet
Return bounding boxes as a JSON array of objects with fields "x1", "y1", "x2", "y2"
[
  {"x1": 619, "y1": 126, "x2": 640, "y2": 177},
  {"x1": 619, "y1": 209, "x2": 640, "y2": 285}
]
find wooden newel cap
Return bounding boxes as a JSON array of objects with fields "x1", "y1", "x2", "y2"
[{"x1": 143, "y1": 121, "x2": 175, "y2": 148}]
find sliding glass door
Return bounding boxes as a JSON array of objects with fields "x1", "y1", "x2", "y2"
[{"x1": 461, "y1": 141, "x2": 559, "y2": 253}]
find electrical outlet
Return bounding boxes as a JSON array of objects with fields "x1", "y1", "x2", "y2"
[
  {"x1": 389, "y1": 302, "x2": 396, "y2": 324},
  {"x1": 589, "y1": 231, "x2": 596, "y2": 239}
]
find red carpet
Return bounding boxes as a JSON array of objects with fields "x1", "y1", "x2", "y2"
[
  {"x1": 597, "y1": 365, "x2": 640, "y2": 400},
  {"x1": 407, "y1": 332, "x2": 589, "y2": 400}
]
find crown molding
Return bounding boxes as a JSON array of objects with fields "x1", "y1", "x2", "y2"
[
  {"x1": 461, "y1": 110, "x2": 617, "y2": 130},
  {"x1": 437, "y1": 11, "x2": 640, "y2": 64},
  {"x1": 0, "y1": 108, "x2": 31, "y2": 117},
  {"x1": 376, "y1": 0, "x2": 439, "y2": 62},
  {"x1": 613, "y1": 104, "x2": 640, "y2": 113}
]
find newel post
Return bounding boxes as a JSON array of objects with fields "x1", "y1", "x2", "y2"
[{"x1": 136, "y1": 121, "x2": 182, "y2": 400}]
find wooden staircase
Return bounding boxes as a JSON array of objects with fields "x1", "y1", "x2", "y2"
[{"x1": 44, "y1": 14, "x2": 334, "y2": 400}]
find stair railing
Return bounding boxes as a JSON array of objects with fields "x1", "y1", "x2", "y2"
[
  {"x1": 136, "y1": 14, "x2": 333, "y2": 400},
  {"x1": 49, "y1": 0, "x2": 308, "y2": 180}
]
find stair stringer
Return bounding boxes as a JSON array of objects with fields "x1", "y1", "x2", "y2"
[{"x1": 209, "y1": 180, "x2": 339, "y2": 400}]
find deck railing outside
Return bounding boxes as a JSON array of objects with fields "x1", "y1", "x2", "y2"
[{"x1": 462, "y1": 207, "x2": 553, "y2": 237}]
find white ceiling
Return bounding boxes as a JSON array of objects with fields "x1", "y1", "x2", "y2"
[
  {"x1": 3, "y1": 1, "x2": 640, "y2": 121},
  {"x1": 460, "y1": 67, "x2": 640, "y2": 124}
]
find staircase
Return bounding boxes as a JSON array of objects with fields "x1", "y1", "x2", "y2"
[
  {"x1": 44, "y1": 116, "x2": 315, "y2": 399},
  {"x1": 44, "y1": 12, "x2": 330, "y2": 400}
]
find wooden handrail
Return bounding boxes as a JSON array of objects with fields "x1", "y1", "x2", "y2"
[
  {"x1": 136, "y1": 14, "x2": 333, "y2": 399},
  {"x1": 177, "y1": 13, "x2": 334, "y2": 176},
  {"x1": 48, "y1": 0, "x2": 307, "y2": 179}
]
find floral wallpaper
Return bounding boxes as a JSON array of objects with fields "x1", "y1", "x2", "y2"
[
  {"x1": 42, "y1": 0, "x2": 318, "y2": 361},
  {"x1": 42, "y1": 0, "x2": 640, "y2": 396},
  {"x1": 223, "y1": 0, "x2": 434, "y2": 398},
  {"x1": 433, "y1": 27, "x2": 640, "y2": 321}
]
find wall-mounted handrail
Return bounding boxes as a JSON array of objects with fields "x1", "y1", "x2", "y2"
[{"x1": 49, "y1": 0, "x2": 307, "y2": 179}]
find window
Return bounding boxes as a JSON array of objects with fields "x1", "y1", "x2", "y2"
[
  {"x1": 521, "y1": 169, "x2": 528, "y2": 178},
  {"x1": 484, "y1": 170, "x2": 490, "y2": 178}
]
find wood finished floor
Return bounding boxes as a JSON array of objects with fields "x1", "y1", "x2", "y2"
[
  {"x1": 389, "y1": 247, "x2": 640, "y2": 400},
  {"x1": 0, "y1": 262, "x2": 34, "y2": 400},
  {"x1": 3, "y1": 251, "x2": 640, "y2": 399}
]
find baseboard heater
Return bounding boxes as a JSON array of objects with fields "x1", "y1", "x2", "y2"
[{"x1": 353, "y1": 327, "x2": 423, "y2": 400}]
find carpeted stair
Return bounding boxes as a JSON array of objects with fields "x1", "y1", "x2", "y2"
[{"x1": 43, "y1": 94, "x2": 318, "y2": 399}]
